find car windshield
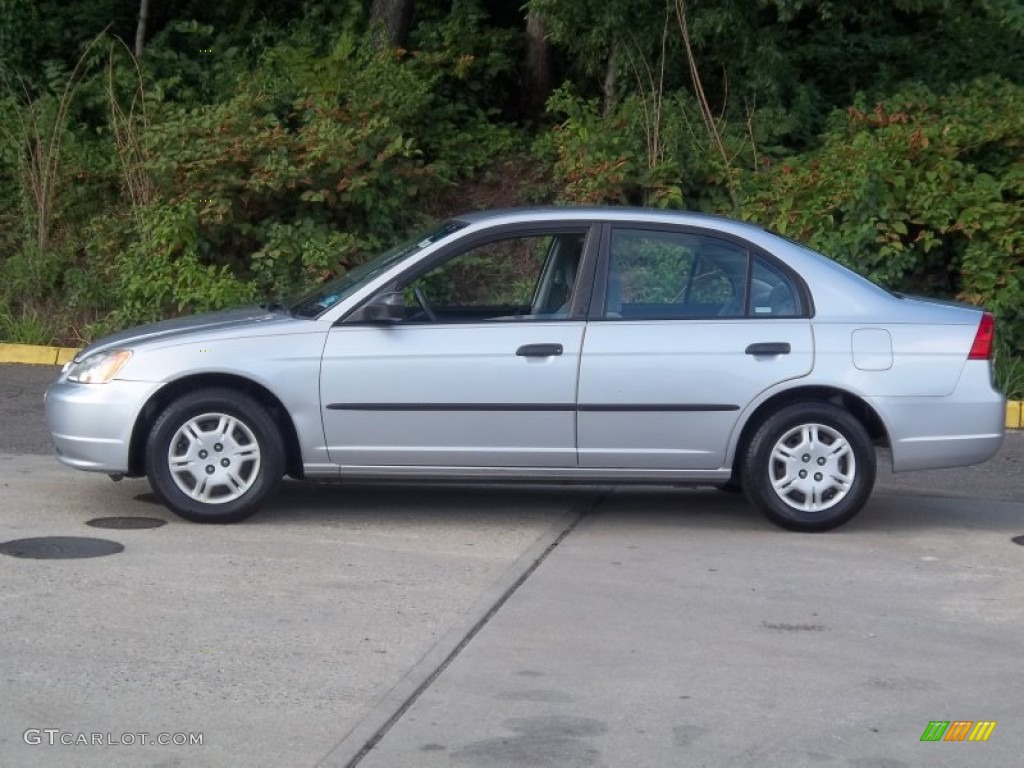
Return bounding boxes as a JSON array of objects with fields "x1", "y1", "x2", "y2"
[{"x1": 290, "y1": 220, "x2": 467, "y2": 318}]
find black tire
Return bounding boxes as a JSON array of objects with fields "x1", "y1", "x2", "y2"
[
  {"x1": 741, "y1": 402, "x2": 875, "y2": 532},
  {"x1": 144, "y1": 388, "x2": 285, "y2": 523}
]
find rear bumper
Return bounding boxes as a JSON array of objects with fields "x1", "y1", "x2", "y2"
[
  {"x1": 45, "y1": 378, "x2": 160, "y2": 473},
  {"x1": 868, "y1": 363, "x2": 1006, "y2": 472}
]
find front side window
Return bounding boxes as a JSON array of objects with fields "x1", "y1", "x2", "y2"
[
  {"x1": 290, "y1": 220, "x2": 466, "y2": 318},
  {"x1": 399, "y1": 232, "x2": 587, "y2": 323}
]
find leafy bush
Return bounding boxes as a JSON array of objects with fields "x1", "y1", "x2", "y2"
[
  {"x1": 83, "y1": 202, "x2": 254, "y2": 333},
  {"x1": 539, "y1": 87, "x2": 644, "y2": 205},
  {"x1": 995, "y1": 338, "x2": 1024, "y2": 400},
  {"x1": 0, "y1": 303, "x2": 56, "y2": 345}
]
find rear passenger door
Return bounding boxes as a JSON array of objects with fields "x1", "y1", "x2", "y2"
[{"x1": 577, "y1": 224, "x2": 814, "y2": 470}]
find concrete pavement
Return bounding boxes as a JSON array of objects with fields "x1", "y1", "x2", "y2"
[
  {"x1": 352, "y1": 488, "x2": 1024, "y2": 768},
  {"x1": 0, "y1": 455, "x2": 595, "y2": 767}
]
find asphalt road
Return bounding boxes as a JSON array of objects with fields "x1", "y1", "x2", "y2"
[
  {"x1": 0, "y1": 363, "x2": 56, "y2": 455},
  {"x1": 1, "y1": 362, "x2": 1022, "y2": 767}
]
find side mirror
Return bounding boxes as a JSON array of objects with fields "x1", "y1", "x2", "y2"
[{"x1": 350, "y1": 291, "x2": 405, "y2": 324}]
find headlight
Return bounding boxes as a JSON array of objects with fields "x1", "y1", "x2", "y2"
[{"x1": 65, "y1": 350, "x2": 133, "y2": 384}]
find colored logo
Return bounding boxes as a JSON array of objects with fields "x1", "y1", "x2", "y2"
[{"x1": 920, "y1": 721, "x2": 996, "y2": 742}]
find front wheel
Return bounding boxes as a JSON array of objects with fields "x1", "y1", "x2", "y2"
[
  {"x1": 144, "y1": 388, "x2": 284, "y2": 523},
  {"x1": 741, "y1": 403, "x2": 875, "y2": 532}
]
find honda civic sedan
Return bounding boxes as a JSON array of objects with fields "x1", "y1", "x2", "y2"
[{"x1": 45, "y1": 208, "x2": 1006, "y2": 531}]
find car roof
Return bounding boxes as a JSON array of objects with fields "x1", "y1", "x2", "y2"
[{"x1": 453, "y1": 206, "x2": 769, "y2": 235}]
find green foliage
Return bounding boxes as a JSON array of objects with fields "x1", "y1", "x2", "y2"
[
  {"x1": 142, "y1": 21, "x2": 248, "y2": 105},
  {"x1": 542, "y1": 84, "x2": 775, "y2": 211},
  {"x1": 62, "y1": 8, "x2": 525, "y2": 338},
  {"x1": 0, "y1": 302, "x2": 55, "y2": 345},
  {"x1": 94, "y1": 202, "x2": 257, "y2": 331},
  {"x1": 250, "y1": 221, "x2": 359, "y2": 299},
  {"x1": 124, "y1": 34, "x2": 440, "y2": 311},
  {"x1": 995, "y1": 336, "x2": 1024, "y2": 400},
  {"x1": 1, "y1": 0, "x2": 134, "y2": 79},
  {"x1": 0, "y1": 48, "x2": 116, "y2": 344},
  {"x1": 540, "y1": 87, "x2": 643, "y2": 205},
  {"x1": 403, "y1": 2, "x2": 527, "y2": 180},
  {"x1": 0, "y1": 239, "x2": 94, "y2": 345},
  {"x1": 0, "y1": 0, "x2": 35, "y2": 76},
  {"x1": 533, "y1": 0, "x2": 1023, "y2": 148}
]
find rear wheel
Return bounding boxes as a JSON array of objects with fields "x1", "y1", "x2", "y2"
[
  {"x1": 144, "y1": 388, "x2": 284, "y2": 523},
  {"x1": 741, "y1": 403, "x2": 875, "y2": 532}
]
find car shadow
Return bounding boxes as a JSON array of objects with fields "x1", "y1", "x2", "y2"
[
  {"x1": 248, "y1": 480, "x2": 606, "y2": 529},
  {"x1": 110, "y1": 478, "x2": 1023, "y2": 536},
  {"x1": 853, "y1": 489, "x2": 1024, "y2": 534},
  {"x1": 252, "y1": 482, "x2": 769, "y2": 532},
  {"x1": 598, "y1": 485, "x2": 1024, "y2": 536}
]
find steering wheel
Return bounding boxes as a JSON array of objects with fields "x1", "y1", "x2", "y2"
[{"x1": 412, "y1": 286, "x2": 437, "y2": 322}]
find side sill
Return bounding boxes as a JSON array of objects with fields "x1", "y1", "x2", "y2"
[{"x1": 302, "y1": 464, "x2": 732, "y2": 485}]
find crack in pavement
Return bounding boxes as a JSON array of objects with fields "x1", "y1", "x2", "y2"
[{"x1": 317, "y1": 488, "x2": 611, "y2": 768}]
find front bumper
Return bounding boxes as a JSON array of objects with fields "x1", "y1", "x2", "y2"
[{"x1": 45, "y1": 378, "x2": 161, "y2": 473}]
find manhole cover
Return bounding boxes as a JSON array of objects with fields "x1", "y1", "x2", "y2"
[
  {"x1": 0, "y1": 537, "x2": 124, "y2": 559},
  {"x1": 86, "y1": 516, "x2": 166, "y2": 530},
  {"x1": 1012, "y1": 535, "x2": 1024, "y2": 546}
]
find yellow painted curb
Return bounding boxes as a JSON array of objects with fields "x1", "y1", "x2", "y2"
[
  {"x1": 1008, "y1": 400, "x2": 1022, "y2": 430},
  {"x1": 0, "y1": 343, "x2": 80, "y2": 366}
]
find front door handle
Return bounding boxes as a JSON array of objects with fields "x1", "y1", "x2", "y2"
[
  {"x1": 745, "y1": 342, "x2": 791, "y2": 356},
  {"x1": 517, "y1": 343, "x2": 563, "y2": 357}
]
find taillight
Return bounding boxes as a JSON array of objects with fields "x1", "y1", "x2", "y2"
[{"x1": 968, "y1": 312, "x2": 995, "y2": 360}]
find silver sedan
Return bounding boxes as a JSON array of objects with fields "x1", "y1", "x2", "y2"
[{"x1": 45, "y1": 208, "x2": 1006, "y2": 531}]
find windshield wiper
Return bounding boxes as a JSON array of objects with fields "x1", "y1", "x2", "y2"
[{"x1": 260, "y1": 302, "x2": 292, "y2": 316}]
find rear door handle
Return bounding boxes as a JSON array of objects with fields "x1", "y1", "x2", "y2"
[
  {"x1": 745, "y1": 342, "x2": 791, "y2": 356},
  {"x1": 516, "y1": 343, "x2": 563, "y2": 357}
]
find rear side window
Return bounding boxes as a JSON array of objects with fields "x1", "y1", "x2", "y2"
[
  {"x1": 604, "y1": 229, "x2": 747, "y2": 319},
  {"x1": 749, "y1": 257, "x2": 803, "y2": 317},
  {"x1": 602, "y1": 228, "x2": 804, "y2": 320}
]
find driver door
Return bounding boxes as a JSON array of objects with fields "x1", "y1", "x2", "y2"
[{"x1": 319, "y1": 225, "x2": 596, "y2": 468}]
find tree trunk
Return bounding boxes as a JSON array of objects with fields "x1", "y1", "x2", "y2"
[
  {"x1": 602, "y1": 44, "x2": 619, "y2": 117},
  {"x1": 370, "y1": 0, "x2": 414, "y2": 50},
  {"x1": 523, "y1": 8, "x2": 552, "y2": 119},
  {"x1": 135, "y1": 0, "x2": 150, "y2": 58}
]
